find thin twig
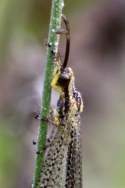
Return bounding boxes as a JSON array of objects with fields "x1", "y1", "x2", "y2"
[{"x1": 32, "y1": 0, "x2": 64, "y2": 187}]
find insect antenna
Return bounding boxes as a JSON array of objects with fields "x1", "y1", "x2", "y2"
[
  {"x1": 62, "y1": 15, "x2": 70, "y2": 69},
  {"x1": 56, "y1": 15, "x2": 70, "y2": 69}
]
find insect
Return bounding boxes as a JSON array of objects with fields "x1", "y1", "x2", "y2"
[{"x1": 40, "y1": 15, "x2": 84, "y2": 188}]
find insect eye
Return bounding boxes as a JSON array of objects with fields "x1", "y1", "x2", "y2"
[
  {"x1": 60, "y1": 67, "x2": 72, "y2": 80},
  {"x1": 61, "y1": 73, "x2": 70, "y2": 80}
]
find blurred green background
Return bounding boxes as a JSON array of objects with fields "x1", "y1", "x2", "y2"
[{"x1": 0, "y1": 0, "x2": 125, "y2": 187}]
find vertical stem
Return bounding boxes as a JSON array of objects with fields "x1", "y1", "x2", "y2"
[{"x1": 32, "y1": 0, "x2": 64, "y2": 187}]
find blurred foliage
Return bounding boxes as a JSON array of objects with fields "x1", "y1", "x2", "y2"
[
  {"x1": 0, "y1": 122, "x2": 23, "y2": 188},
  {"x1": 0, "y1": 0, "x2": 91, "y2": 53}
]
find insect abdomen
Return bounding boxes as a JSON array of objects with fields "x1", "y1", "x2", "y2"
[{"x1": 65, "y1": 116, "x2": 82, "y2": 188}]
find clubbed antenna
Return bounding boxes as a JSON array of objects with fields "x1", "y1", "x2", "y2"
[
  {"x1": 56, "y1": 15, "x2": 70, "y2": 69},
  {"x1": 62, "y1": 15, "x2": 70, "y2": 69}
]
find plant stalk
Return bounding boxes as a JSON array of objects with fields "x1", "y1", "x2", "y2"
[{"x1": 32, "y1": 0, "x2": 64, "y2": 187}]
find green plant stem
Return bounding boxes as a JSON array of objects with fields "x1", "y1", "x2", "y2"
[{"x1": 32, "y1": 0, "x2": 64, "y2": 187}]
